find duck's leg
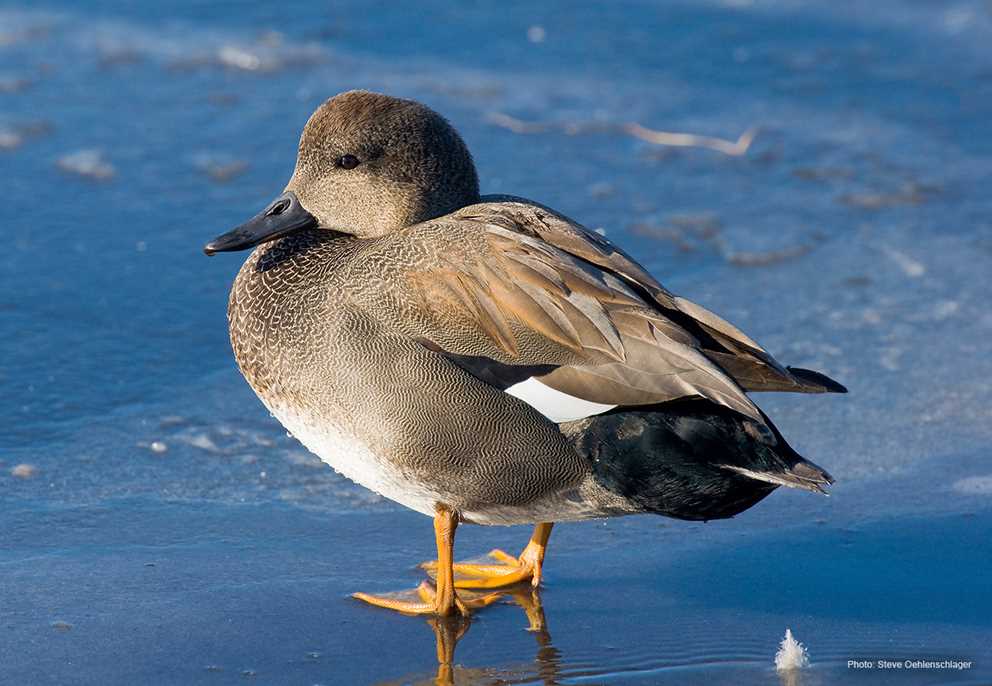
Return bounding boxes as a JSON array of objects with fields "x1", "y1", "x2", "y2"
[
  {"x1": 353, "y1": 505, "x2": 501, "y2": 616},
  {"x1": 422, "y1": 522, "x2": 554, "y2": 589}
]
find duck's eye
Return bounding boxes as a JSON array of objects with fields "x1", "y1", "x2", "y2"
[{"x1": 336, "y1": 154, "x2": 360, "y2": 170}]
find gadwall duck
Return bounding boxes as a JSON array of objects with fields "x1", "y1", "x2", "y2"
[{"x1": 204, "y1": 90, "x2": 845, "y2": 617}]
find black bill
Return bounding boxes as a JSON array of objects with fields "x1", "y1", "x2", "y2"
[{"x1": 204, "y1": 191, "x2": 317, "y2": 255}]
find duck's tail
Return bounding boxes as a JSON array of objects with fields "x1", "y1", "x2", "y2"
[
  {"x1": 716, "y1": 457, "x2": 833, "y2": 495},
  {"x1": 713, "y1": 402, "x2": 834, "y2": 495},
  {"x1": 561, "y1": 399, "x2": 833, "y2": 521}
]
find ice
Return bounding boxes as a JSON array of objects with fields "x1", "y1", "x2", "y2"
[
  {"x1": 10, "y1": 463, "x2": 37, "y2": 478},
  {"x1": 881, "y1": 246, "x2": 926, "y2": 278},
  {"x1": 216, "y1": 45, "x2": 261, "y2": 71},
  {"x1": 0, "y1": 73, "x2": 32, "y2": 93},
  {"x1": 1, "y1": 0, "x2": 991, "y2": 683},
  {"x1": 953, "y1": 475, "x2": 992, "y2": 496},
  {"x1": 775, "y1": 628, "x2": 810, "y2": 671},
  {"x1": 190, "y1": 152, "x2": 249, "y2": 183},
  {"x1": 0, "y1": 127, "x2": 22, "y2": 149},
  {"x1": 527, "y1": 25, "x2": 547, "y2": 44},
  {"x1": 56, "y1": 149, "x2": 116, "y2": 181}
]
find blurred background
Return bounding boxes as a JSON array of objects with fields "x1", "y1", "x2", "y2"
[{"x1": 2, "y1": 1, "x2": 991, "y2": 684}]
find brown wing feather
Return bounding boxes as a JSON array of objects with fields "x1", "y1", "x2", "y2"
[
  {"x1": 455, "y1": 195, "x2": 677, "y2": 306},
  {"x1": 457, "y1": 197, "x2": 841, "y2": 394},
  {"x1": 394, "y1": 219, "x2": 764, "y2": 422}
]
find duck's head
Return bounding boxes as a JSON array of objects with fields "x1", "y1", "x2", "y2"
[{"x1": 205, "y1": 90, "x2": 480, "y2": 254}]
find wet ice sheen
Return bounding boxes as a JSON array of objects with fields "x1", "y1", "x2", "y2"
[{"x1": 1, "y1": 1, "x2": 991, "y2": 684}]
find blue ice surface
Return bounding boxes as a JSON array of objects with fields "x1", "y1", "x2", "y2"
[{"x1": 2, "y1": 0, "x2": 991, "y2": 684}]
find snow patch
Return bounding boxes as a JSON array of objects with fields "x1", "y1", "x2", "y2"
[
  {"x1": 185, "y1": 433, "x2": 221, "y2": 453},
  {"x1": 56, "y1": 149, "x2": 115, "y2": 181},
  {"x1": 775, "y1": 628, "x2": 810, "y2": 671},
  {"x1": 10, "y1": 463, "x2": 37, "y2": 478},
  {"x1": 953, "y1": 475, "x2": 992, "y2": 495},
  {"x1": 882, "y1": 247, "x2": 926, "y2": 278}
]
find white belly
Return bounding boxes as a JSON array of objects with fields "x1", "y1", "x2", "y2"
[
  {"x1": 266, "y1": 402, "x2": 442, "y2": 518},
  {"x1": 263, "y1": 401, "x2": 633, "y2": 526}
]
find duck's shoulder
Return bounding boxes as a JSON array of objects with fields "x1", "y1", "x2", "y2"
[
  {"x1": 444, "y1": 195, "x2": 677, "y2": 307},
  {"x1": 360, "y1": 195, "x2": 658, "y2": 273}
]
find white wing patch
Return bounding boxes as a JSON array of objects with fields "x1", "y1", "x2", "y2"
[{"x1": 505, "y1": 376, "x2": 616, "y2": 422}]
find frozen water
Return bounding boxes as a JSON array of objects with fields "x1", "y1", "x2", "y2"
[
  {"x1": 2, "y1": 1, "x2": 991, "y2": 684},
  {"x1": 56, "y1": 148, "x2": 116, "y2": 181}
]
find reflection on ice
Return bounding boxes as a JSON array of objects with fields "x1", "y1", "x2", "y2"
[{"x1": 373, "y1": 588, "x2": 562, "y2": 686}]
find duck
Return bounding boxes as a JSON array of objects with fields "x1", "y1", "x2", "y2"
[{"x1": 204, "y1": 90, "x2": 846, "y2": 617}]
